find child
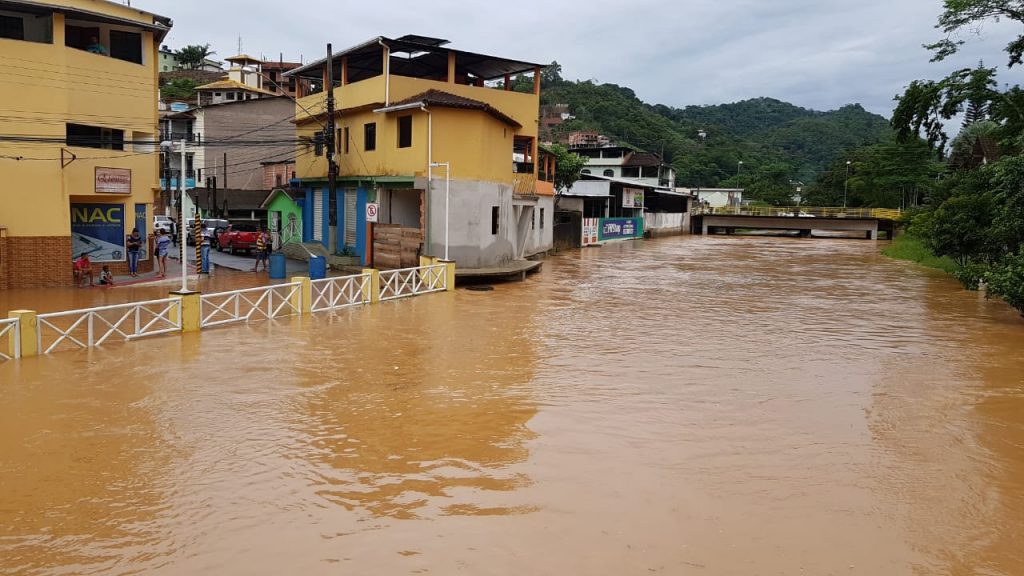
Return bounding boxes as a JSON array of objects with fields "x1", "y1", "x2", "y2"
[{"x1": 99, "y1": 265, "x2": 115, "y2": 286}]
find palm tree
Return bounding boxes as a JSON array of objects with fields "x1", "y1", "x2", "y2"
[{"x1": 176, "y1": 44, "x2": 215, "y2": 70}]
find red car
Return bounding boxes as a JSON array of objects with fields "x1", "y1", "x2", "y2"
[{"x1": 217, "y1": 223, "x2": 261, "y2": 255}]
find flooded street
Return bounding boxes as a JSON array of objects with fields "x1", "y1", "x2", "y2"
[{"x1": 2, "y1": 236, "x2": 1024, "y2": 575}]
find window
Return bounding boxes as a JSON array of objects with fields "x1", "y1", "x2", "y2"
[
  {"x1": 66, "y1": 123, "x2": 124, "y2": 150},
  {"x1": 364, "y1": 122, "x2": 376, "y2": 151},
  {"x1": 226, "y1": 92, "x2": 236, "y2": 101},
  {"x1": 0, "y1": 15, "x2": 25, "y2": 40},
  {"x1": 397, "y1": 115, "x2": 412, "y2": 148},
  {"x1": 64, "y1": 24, "x2": 98, "y2": 51},
  {"x1": 214, "y1": 92, "x2": 221, "y2": 98},
  {"x1": 603, "y1": 169, "x2": 614, "y2": 177},
  {"x1": 109, "y1": 29, "x2": 142, "y2": 64},
  {"x1": 531, "y1": 209, "x2": 535, "y2": 230},
  {"x1": 343, "y1": 127, "x2": 350, "y2": 154},
  {"x1": 276, "y1": 174, "x2": 283, "y2": 187},
  {"x1": 491, "y1": 206, "x2": 499, "y2": 235},
  {"x1": 540, "y1": 208, "x2": 545, "y2": 229},
  {"x1": 336, "y1": 128, "x2": 343, "y2": 155},
  {"x1": 581, "y1": 169, "x2": 591, "y2": 175},
  {"x1": 622, "y1": 166, "x2": 640, "y2": 178},
  {"x1": 313, "y1": 131, "x2": 324, "y2": 156}
]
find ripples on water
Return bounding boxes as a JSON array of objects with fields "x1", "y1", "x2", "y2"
[{"x1": 1, "y1": 235, "x2": 1023, "y2": 575}]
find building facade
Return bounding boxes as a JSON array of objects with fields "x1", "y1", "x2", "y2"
[
  {"x1": 0, "y1": 0, "x2": 170, "y2": 288},
  {"x1": 574, "y1": 145, "x2": 676, "y2": 189},
  {"x1": 286, "y1": 35, "x2": 550, "y2": 269}
]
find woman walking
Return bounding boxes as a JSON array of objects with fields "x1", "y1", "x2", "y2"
[
  {"x1": 126, "y1": 228, "x2": 142, "y2": 277},
  {"x1": 155, "y1": 229, "x2": 171, "y2": 278}
]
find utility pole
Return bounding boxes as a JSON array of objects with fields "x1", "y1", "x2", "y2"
[
  {"x1": 162, "y1": 148, "x2": 171, "y2": 214},
  {"x1": 221, "y1": 152, "x2": 227, "y2": 219},
  {"x1": 179, "y1": 138, "x2": 189, "y2": 293},
  {"x1": 325, "y1": 43, "x2": 338, "y2": 249}
]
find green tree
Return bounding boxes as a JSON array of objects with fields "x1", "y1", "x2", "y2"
[
  {"x1": 160, "y1": 78, "x2": 199, "y2": 101},
  {"x1": 547, "y1": 144, "x2": 587, "y2": 193},
  {"x1": 176, "y1": 44, "x2": 215, "y2": 70},
  {"x1": 926, "y1": 0, "x2": 1024, "y2": 67}
]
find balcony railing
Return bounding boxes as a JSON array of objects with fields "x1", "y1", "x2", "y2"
[{"x1": 513, "y1": 162, "x2": 535, "y2": 174}]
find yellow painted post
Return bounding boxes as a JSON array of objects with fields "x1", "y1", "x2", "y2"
[
  {"x1": 291, "y1": 276, "x2": 312, "y2": 314},
  {"x1": 8, "y1": 310, "x2": 38, "y2": 357},
  {"x1": 172, "y1": 293, "x2": 202, "y2": 333},
  {"x1": 363, "y1": 268, "x2": 381, "y2": 304}
]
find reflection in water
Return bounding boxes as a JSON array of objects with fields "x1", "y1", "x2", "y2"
[{"x1": 1, "y1": 235, "x2": 1024, "y2": 575}]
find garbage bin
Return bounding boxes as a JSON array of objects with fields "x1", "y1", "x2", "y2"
[
  {"x1": 309, "y1": 255, "x2": 326, "y2": 280},
  {"x1": 269, "y1": 252, "x2": 286, "y2": 279}
]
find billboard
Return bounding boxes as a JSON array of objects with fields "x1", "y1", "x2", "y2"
[
  {"x1": 598, "y1": 217, "x2": 644, "y2": 241},
  {"x1": 134, "y1": 203, "x2": 148, "y2": 259},
  {"x1": 622, "y1": 188, "x2": 645, "y2": 209},
  {"x1": 95, "y1": 167, "x2": 131, "y2": 194},
  {"x1": 71, "y1": 203, "x2": 126, "y2": 261}
]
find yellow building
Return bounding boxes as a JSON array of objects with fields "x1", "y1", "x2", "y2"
[
  {"x1": 285, "y1": 35, "x2": 550, "y2": 269},
  {"x1": 0, "y1": 0, "x2": 170, "y2": 288}
]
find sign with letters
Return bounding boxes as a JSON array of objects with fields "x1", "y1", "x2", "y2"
[
  {"x1": 366, "y1": 202, "x2": 379, "y2": 223},
  {"x1": 622, "y1": 188, "x2": 644, "y2": 209},
  {"x1": 70, "y1": 203, "x2": 126, "y2": 261},
  {"x1": 95, "y1": 167, "x2": 132, "y2": 194},
  {"x1": 598, "y1": 217, "x2": 644, "y2": 241}
]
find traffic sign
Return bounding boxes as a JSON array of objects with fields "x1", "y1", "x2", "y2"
[{"x1": 366, "y1": 202, "x2": 379, "y2": 223}]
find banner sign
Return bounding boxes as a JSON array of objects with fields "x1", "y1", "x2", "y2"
[
  {"x1": 598, "y1": 217, "x2": 644, "y2": 241},
  {"x1": 134, "y1": 203, "x2": 148, "y2": 259},
  {"x1": 71, "y1": 203, "x2": 126, "y2": 261},
  {"x1": 622, "y1": 188, "x2": 645, "y2": 209},
  {"x1": 95, "y1": 167, "x2": 131, "y2": 194},
  {"x1": 582, "y1": 217, "x2": 600, "y2": 246}
]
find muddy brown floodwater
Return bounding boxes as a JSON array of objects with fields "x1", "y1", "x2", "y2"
[{"x1": 2, "y1": 236, "x2": 1024, "y2": 575}]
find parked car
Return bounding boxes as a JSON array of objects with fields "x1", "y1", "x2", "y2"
[
  {"x1": 217, "y1": 222, "x2": 261, "y2": 255},
  {"x1": 185, "y1": 218, "x2": 230, "y2": 246},
  {"x1": 153, "y1": 215, "x2": 175, "y2": 234}
]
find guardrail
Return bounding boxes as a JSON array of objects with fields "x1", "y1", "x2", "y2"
[
  {"x1": 200, "y1": 282, "x2": 302, "y2": 328},
  {"x1": 697, "y1": 206, "x2": 902, "y2": 220},
  {"x1": 36, "y1": 298, "x2": 182, "y2": 355},
  {"x1": 5, "y1": 261, "x2": 454, "y2": 360},
  {"x1": 379, "y1": 264, "x2": 448, "y2": 301},
  {"x1": 0, "y1": 317, "x2": 20, "y2": 361},
  {"x1": 311, "y1": 273, "x2": 372, "y2": 312}
]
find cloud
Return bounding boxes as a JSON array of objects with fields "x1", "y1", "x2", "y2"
[{"x1": 140, "y1": 0, "x2": 1024, "y2": 117}]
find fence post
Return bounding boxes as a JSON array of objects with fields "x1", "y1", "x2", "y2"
[
  {"x1": 291, "y1": 276, "x2": 312, "y2": 314},
  {"x1": 363, "y1": 268, "x2": 380, "y2": 304},
  {"x1": 172, "y1": 293, "x2": 202, "y2": 332},
  {"x1": 441, "y1": 260, "x2": 456, "y2": 292},
  {"x1": 8, "y1": 310, "x2": 36, "y2": 357}
]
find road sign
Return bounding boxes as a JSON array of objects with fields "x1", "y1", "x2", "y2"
[{"x1": 366, "y1": 202, "x2": 379, "y2": 223}]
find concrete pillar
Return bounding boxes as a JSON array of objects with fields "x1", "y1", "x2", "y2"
[
  {"x1": 172, "y1": 292, "x2": 202, "y2": 333},
  {"x1": 363, "y1": 268, "x2": 381, "y2": 304},
  {"x1": 447, "y1": 52, "x2": 456, "y2": 83},
  {"x1": 291, "y1": 276, "x2": 312, "y2": 314},
  {"x1": 8, "y1": 310, "x2": 37, "y2": 358},
  {"x1": 443, "y1": 260, "x2": 456, "y2": 292},
  {"x1": 701, "y1": 224, "x2": 709, "y2": 235}
]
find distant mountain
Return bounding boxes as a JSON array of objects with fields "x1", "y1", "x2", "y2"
[{"x1": 541, "y1": 76, "x2": 893, "y2": 187}]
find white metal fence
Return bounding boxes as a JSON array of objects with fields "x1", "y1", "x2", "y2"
[
  {"x1": 311, "y1": 273, "x2": 372, "y2": 312},
  {"x1": 0, "y1": 317, "x2": 20, "y2": 361},
  {"x1": 36, "y1": 298, "x2": 182, "y2": 355},
  {"x1": 200, "y1": 282, "x2": 302, "y2": 328},
  {"x1": 379, "y1": 264, "x2": 447, "y2": 301}
]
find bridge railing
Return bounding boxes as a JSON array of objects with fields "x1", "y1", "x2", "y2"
[
  {"x1": 698, "y1": 206, "x2": 901, "y2": 220},
  {"x1": 200, "y1": 282, "x2": 302, "y2": 328},
  {"x1": 311, "y1": 273, "x2": 372, "y2": 312},
  {"x1": 36, "y1": 298, "x2": 182, "y2": 355},
  {"x1": 0, "y1": 317, "x2": 20, "y2": 361}
]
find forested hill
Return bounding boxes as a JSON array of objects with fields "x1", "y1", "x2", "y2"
[{"x1": 540, "y1": 70, "x2": 893, "y2": 188}]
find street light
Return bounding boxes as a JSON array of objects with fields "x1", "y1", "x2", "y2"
[
  {"x1": 844, "y1": 160, "x2": 852, "y2": 209},
  {"x1": 696, "y1": 130, "x2": 707, "y2": 202},
  {"x1": 737, "y1": 160, "x2": 743, "y2": 176}
]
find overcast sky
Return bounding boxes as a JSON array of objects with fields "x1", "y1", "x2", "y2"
[{"x1": 136, "y1": 0, "x2": 1023, "y2": 118}]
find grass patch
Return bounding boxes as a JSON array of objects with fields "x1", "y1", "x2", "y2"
[{"x1": 883, "y1": 234, "x2": 959, "y2": 275}]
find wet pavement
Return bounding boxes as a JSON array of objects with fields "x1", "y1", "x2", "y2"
[{"x1": 2, "y1": 236, "x2": 1024, "y2": 575}]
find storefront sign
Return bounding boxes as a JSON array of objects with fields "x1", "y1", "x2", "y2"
[
  {"x1": 70, "y1": 203, "x2": 126, "y2": 261},
  {"x1": 582, "y1": 217, "x2": 600, "y2": 246},
  {"x1": 134, "y1": 203, "x2": 148, "y2": 259},
  {"x1": 622, "y1": 188, "x2": 645, "y2": 209},
  {"x1": 95, "y1": 167, "x2": 131, "y2": 194},
  {"x1": 598, "y1": 217, "x2": 644, "y2": 241}
]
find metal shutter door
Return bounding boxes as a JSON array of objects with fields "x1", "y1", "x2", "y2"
[
  {"x1": 344, "y1": 189, "x2": 357, "y2": 246},
  {"x1": 313, "y1": 189, "x2": 324, "y2": 241}
]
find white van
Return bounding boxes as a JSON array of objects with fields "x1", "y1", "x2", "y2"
[{"x1": 153, "y1": 215, "x2": 175, "y2": 234}]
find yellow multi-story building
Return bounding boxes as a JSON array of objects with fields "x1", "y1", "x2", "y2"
[
  {"x1": 0, "y1": 0, "x2": 170, "y2": 288},
  {"x1": 286, "y1": 35, "x2": 550, "y2": 269}
]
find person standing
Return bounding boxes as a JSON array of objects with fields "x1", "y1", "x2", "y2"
[
  {"x1": 155, "y1": 229, "x2": 171, "y2": 278},
  {"x1": 126, "y1": 228, "x2": 142, "y2": 277},
  {"x1": 199, "y1": 220, "x2": 212, "y2": 274},
  {"x1": 252, "y1": 227, "x2": 269, "y2": 272}
]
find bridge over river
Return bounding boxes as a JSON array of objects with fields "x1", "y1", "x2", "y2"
[{"x1": 693, "y1": 206, "x2": 902, "y2": 239}]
